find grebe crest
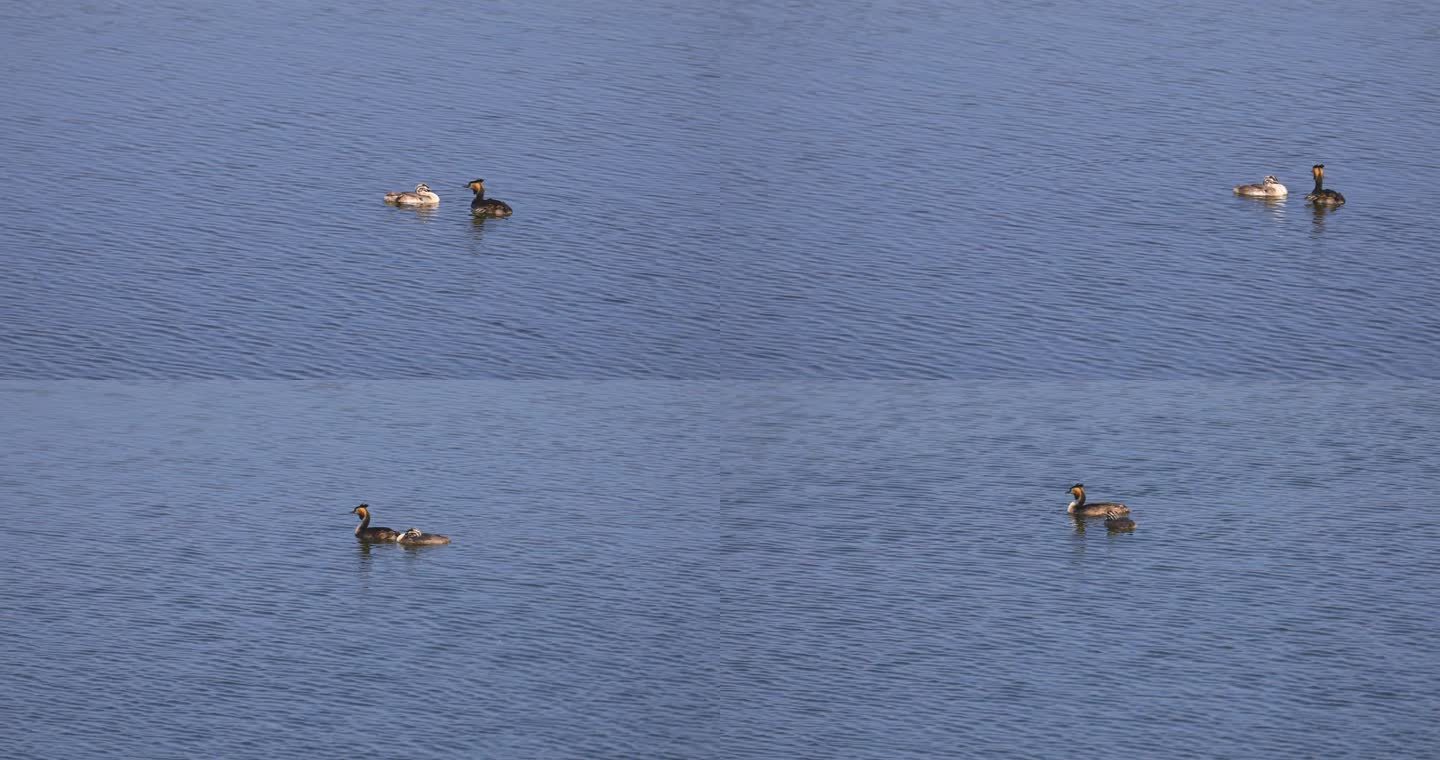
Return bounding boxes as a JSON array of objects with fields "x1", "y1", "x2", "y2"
[
  {"x1": 1305, "y1": 164, "x2": 1345, "y2": 206},
  {"x1": 467, "y1": 178, "x2": 513, "y2": 218},
  {"x1": 1066, "y1": 483, "x2": 1131, "y2": 518},
  {"x1": 350, "y1": 503, "x2": 401, "y2": 542}
]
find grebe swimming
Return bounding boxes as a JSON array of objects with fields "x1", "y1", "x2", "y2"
[
  {"x1": 466, "y1": 179, "x2": 513, "y2": 218},
  {"x1": 1305, "y1": 164, "x2": 1345, "y2": 206},
  {"x1": 1066, "y1": 484, "x2": 1131, "y2": 518},
  {"x1": 350, "y1": 504, "x2": 400, "y2": 542},
  {"x1": 395, "y1": 527, "x2": 452, "y2": 546},
  {"x1": 384, "y1": 183, "x2": 440, "y2": 206},
  {"x1": 1233, "y1": 175, "x2": 1288, "y2": 197}
]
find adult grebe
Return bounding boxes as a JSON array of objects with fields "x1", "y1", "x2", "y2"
[
  {"x1": 396, "y1": 527, "x2": 452, "y2": 546},
  {"x1": 1233, "y1": 175, "x2": 1288, "y2": 197},
  {"x1": 1066, "y1": 484, "x2": 1130, "y2": 518},
  {"x1": 350, "y1": 504, "x2": 401, "y2": 542},
  {"x1": 466, "y1": 179, "x2": 513, "y2": 218},
  {"x1": 384, "y1": 183, "x2": 440, "y2": 206},
  {"x1": 1104, "y1": 506, "x2": 1136, "y2": 532},
  {"x1": 1305, "y1": 164, "x2": 1345, "y2": 206}
]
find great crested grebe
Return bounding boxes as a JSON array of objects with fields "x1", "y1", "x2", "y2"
[
  {"x1": 395, "y1": 527, "x2": 452, "y2": 546},
  {"x1": 384, "y1": 183, "x2": 440, "y2": 206},
  {"x1": 1066, "y1": 484, "x2": 1130, "y2": 518},
  {"x1": 1305, "y1": 164, "x2": 1345, "y2": 206},
  {"x1": 350, "y1": 504, "x2": 400, "y2": 542},
  {"x1": 1104, "y1": 506, "x2": 1136, "y2": 532},
  {"x1": 1233, "y1": 175, "x2": 1288, "y2": 197},
  {"x1": 466, "y1": 179, "x2": 513, "y2": 218}
]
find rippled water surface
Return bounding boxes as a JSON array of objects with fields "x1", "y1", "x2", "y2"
[
  {"x1": 4, "y1": 0, "x2": 1440, "y2": 758},
  {"x1": 3, "y1": 381, "x2": 1439, "y2": 758},
  {"x1": 4, "y1": 0, "x2": 1438, "y2": 378}
]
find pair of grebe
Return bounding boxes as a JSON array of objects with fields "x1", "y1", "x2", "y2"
[
  {"x1": 382, "y1": 179, "x2": 514, "y2": 217},
  {"x1": 1233, "y1": 164, "x2": 1345, "y2": 206},
  {"x1": 350, "y1": 504, "x2": 451, "y2": 545},
  {"x1": 1067, "y1": 484, "x2": 1136, "y2": 532}
]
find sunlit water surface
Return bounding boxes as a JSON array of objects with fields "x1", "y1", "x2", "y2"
[
  {"x1": 2, "y1": 0, "x2": 1437, "y2": 378},
  {"x1": 3, "y1": 380, "x2": 1439, "y2": 758},
  {"x1": 3, "y1": 0, "x2": 1440, "y2": 757}
]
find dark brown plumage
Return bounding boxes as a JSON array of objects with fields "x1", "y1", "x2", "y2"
[
  {"x1": 1305, "y1": 164, "x2": 1345, "y2": 206},
  {"x1": 351, "y1": 504, "x2": 400, "y2": 541},
  {"x1": 467, "y1": 179, "x2": 513, "y2": 218},
  {"x1": 1066, "y1": 484, "x2": 1130, "y2": 518}
]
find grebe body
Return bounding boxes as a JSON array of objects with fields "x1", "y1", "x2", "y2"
[
  {"x1": 351, "y1": 504, "x2": 401, "y2": 542},
  {"x1": 466, "y1": 179, "x2": 513, "y2": 218},
  {"x1": 1104, "y1": 507, "x2": 1136, "y2": 532},
  {"x1": 385, "y1": 183, "x2": 440, "y2": 206},
  {"x1": 1304, "y1": 164, "x2": 1345, "y2": 206},
  {"x1": 1066, "y1": 484, "x2": 1130, "y2": 518},
  {"x1": 1233, "y1": 175, "x2": 1288, "y2": 197},
  {"x1": 396, "y1": 527, "x2": 452, "y2": 546}
]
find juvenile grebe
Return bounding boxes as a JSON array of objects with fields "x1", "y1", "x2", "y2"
[
  {"x1": 1066, "y1": 484, "x2": 1130, "y2": 518},
  {"x1": 466, "y1": 179, "x2": 513, "y2": 218},
  {"x1": 1233, "y1": 175, "x2": 1288, "y2": 197},
  {"x1": 351, "y1": 504, "x2": 400, "y2": 542},
  {"x1": 1305, "y1": 164, "x2": 1345, "y2": 206},
  {"x1": 1104, "y1": 506, "x2": 1136, "y2": 532},
  {"x1": 384, "y1": 183, "x2": 440, "y2": 206},
  {"x1": 395, "y1": 527, "x2": 452, "y2": 546}
]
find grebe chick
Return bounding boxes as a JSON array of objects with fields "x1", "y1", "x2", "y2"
[
  {"x1": 1104, "y1": 507, "x2": 1136, "y2": 532},
  {"x1": 1233, "y1": 175, "x2": 1288, "y2": 197},
  {"x1": 396, "y1": 527, "x2": 451, "y2": 546},
  {"x1": 1066, "y1": 484, "x2": 1130, "y2": 518},
  {"x1": 351, "y1": 504, "x2": 400, "y2": 542},
  {"x1": 384, "y1": 183, "x2": 440, "y2": 206},
  {"x1": 466, "y1": 179, "x2": 513, "y2": 218},
  {"x1": 1304, "y1": 164, "x2": 1345, "y2": 206}
]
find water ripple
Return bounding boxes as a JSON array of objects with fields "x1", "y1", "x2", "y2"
[
  {"x1": 3, "y1": 1, "x2": 1439, "y2": 379},
  {"x1": 3, "y1": 380, "x2": 1439, "y2": 757}
]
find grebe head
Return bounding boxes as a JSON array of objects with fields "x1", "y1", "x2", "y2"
[
  {"x1": 351, "y1": 504, "x2": 370, "y2": 518},
  {"x1": 1312, "y1": 164, "x2": 1325, "y2": 182},
  {"x1": 401, "y1": 527, "x2": 422, "y2": 539},
  {"x1": 1263, "y1": 175, "x2": 1280, "y2": 185},
  {"x1": 415, "y1": 183, "x2": 432, "y2": 195},
  {"x1": 466, "y1": 179, "x2": 486, "y2": 193},
  {"x1": 1066, "y1": 483, "x2": 1085, "y2": 513}
]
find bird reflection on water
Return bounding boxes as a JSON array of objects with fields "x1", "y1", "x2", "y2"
[
  {"x1": 1310, "y1": 202, "x2": 1339, "y2": 232},
  {"x1": 1070, "y1": 514, "x2": 1137, "y2": 535},
  {"x1": 469, "y1": 213, "x2": 491, "y2": 242}
]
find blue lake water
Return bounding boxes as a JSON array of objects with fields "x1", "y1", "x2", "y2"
[{"x1": 2, "y1": 0, "x2": 1439, "y2": 757}]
